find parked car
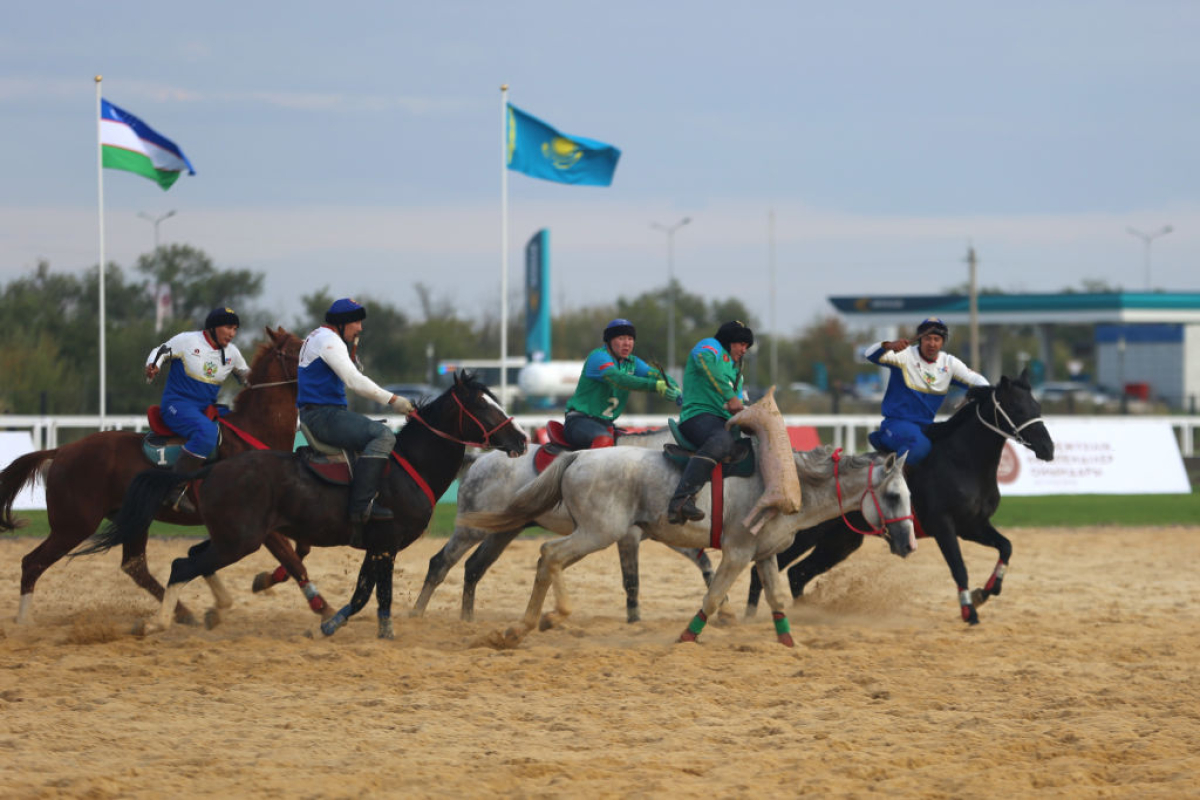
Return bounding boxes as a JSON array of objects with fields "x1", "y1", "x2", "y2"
[
  {"x1": 1033, "y1": 382, "x2": 1112, "y2": 406},
  {"x1": 371, "y1": 382, "x2": 438, "y2": 412},
  {"x1": 788, "y1": 382, "x2": 825, "y2": 399}
]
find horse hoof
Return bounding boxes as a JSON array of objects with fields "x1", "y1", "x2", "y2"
[
  {"x1": 175, "y1": 609, "x2": 199, "y2": 627},
  {"x1": 678, "y1": 630, "x2": 699, "y2": 644},
  {"x1": 319, "y1": 604, "x2": 337, "y2": 622},
  {"x1": 204, "y1": 609, "x2": 222, "y2": 630},
  {"x1": 715, "y1": 609, "x2": 738, "y2": 627},
  {"x1": 378, "y1": 619, "x2": 395, "y2": 640},
  {"x1": 251, "y1": 572, "x2": 273, "y2": 593},
  {"x1": 962, "y1": 606, "x2": 980, "y2": 625},
  {"x1": 970, "y1": 588, "x2": 990, "y2": 608},
  {"x1": 539, "y1": 613, "x2": 565, "y2": 631},
  {"x1": 626, "y1": 609, "x2": 641, "y2": 624},
  {"x1": 777, "y1": 633, "x2": 795, "y2": 648}
]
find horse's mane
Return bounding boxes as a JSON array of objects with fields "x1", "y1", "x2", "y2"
[
  {"x1": 925, "y1": 384, "x2": 992, "y2": 442},
  {"x1": 793, "y1": 445, "x2": 875, "y2": 483}
]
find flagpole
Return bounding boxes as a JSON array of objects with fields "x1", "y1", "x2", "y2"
[
  {"x1": 500, "y1": 83, "x2": 509, "y2": 405},
  {"x1": 95, "y1": 75, "x2": 107, "y2": 427}
]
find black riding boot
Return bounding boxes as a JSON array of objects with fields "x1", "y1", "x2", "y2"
[
  {"x1": 349, "y1": 457, "x2": 393, "y2": 547},
  {"x1": 667, "y1": 455, "x2": 717, "y2": 524},
  {"x1": 165, "y1": 451, "x2": 206, "y2": 514}
]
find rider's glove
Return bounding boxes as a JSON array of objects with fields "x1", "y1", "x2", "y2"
[
  {"x1": 389, "y1": 394, "x2": 414, "y2": 414},
  {"x1": 656, "y1": 380, "x2": 681, "y2": 402}
]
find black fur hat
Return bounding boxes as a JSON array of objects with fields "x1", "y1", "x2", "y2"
[{"x1": 715, "y1": 320, "x2": 754, "y2": 350}]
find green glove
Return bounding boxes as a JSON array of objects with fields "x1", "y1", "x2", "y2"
[{"x1": 656, "y1": 380, "x2": 681, "y2": 401}]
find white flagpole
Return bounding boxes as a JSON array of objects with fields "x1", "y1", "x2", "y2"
[
  {"x1": 500, "y1": 83, "x2": 509, "y2": 405},
  {"x1": 95, "y1": 75, "x2": 107, "y2": 427}
]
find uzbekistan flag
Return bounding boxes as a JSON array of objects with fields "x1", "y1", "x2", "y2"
[{"x1": 101, "y1": 99, "x2": 195, "y2": 190}]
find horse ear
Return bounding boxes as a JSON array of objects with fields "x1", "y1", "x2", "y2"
[
  {"x1": 883, "y1": 452, "x2": 897, "y2": 472},
  {"x1": 1018, "y1": 366, "x2": 1031, "y2": 383}
]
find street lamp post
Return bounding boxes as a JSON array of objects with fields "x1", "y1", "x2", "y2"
[
  {"x1": 651, "y1": 217, "x2": 691, "y2": 375},
  {"x1": 138, "y1": 209, "x2": 177, "y2": 252},
  {"x1": 1126, "y1": 225, "x2": 1172, "y2": 290}
]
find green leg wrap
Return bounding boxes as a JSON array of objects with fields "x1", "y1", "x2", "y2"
[
  {"x1": 687, "y1": 610, "x2": 708, "y2": 635},
  {"x1": 772, "y1": 611, "x2": 791, "y2": 636}
]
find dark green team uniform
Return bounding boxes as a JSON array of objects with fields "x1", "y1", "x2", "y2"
[
  {"x1": 565, "y1": 347, "x2": 662, "y2": 421},
  {"x1": 680, "y1": 337, "x2": 744, "y2": 423}
]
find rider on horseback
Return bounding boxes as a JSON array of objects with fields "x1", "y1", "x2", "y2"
[
  {"x1": 562, "y1": 318, "x2": 681, "y2": 450},
  {"x1": 297, "y1": 298, "x2": 414, "y2": 540},
  {"x1": 860, "y1": 316, "x2": 989, "y2": 465},
  {"x1": 144, "y1": 306, "x2": 251, "y2": 512},
  {"x1": 667, "y1": 320, "x2": 754, "y2": 524}
]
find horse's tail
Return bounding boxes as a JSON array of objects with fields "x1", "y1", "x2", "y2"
[
  {"x1": 74, "y1": 464, "x2": 215, "y2": 557},
  {"x1": 0, "y1": 449, "x2": 55, "y2": 532},
  {"x1": 459, "y1": 450, "x2": 580, "y2": 532}
]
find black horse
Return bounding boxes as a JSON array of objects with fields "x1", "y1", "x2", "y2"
[
  {"x1": 82, "y1": 372, "x2": 528, "y2": 638},
  {"x1": 746, "y1": 370, "x2": 1054, "y2": 624}
]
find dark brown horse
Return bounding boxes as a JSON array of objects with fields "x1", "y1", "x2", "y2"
[
  {"x1": 0, "y1": 326, "x2": 310, "y2": 625},
  {"x1": 89, "y1": 371, "x2": 529, "y2": 638}
]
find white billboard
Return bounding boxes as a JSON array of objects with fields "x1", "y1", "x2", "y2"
[
  {"x1": 0, "y1": 432, "x2": 47, "y2": 510},
  {"x1": 998, "y1": 419, "x2": 1190, "y2": 495}
]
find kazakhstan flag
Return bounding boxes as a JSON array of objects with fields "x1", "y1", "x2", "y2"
[{"x1": 507, "y1": 104, "x2": 620, "y2": 186}]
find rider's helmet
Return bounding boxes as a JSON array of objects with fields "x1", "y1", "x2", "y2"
[
  {"x1": 715, "y1": 320, "x2": 755, "y2": 351},
  {"x1": 204, "y1": 306, "x2": 240, "y2": 331},
  {"x1": 603, "y1": 318, "x2": 636, "y2": 344},
  {"x1": 915, "y1": 317, "x2": 949, "y2": 341},
  {"x1": 326, "y1": 297, "x2": 366, "y2": 326}
]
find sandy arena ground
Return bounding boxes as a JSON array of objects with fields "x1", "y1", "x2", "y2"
[{"x1": 1, "y1": 526, "x2": 1198, "y2": 798}]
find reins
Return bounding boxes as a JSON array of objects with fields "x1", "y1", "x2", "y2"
[
  {"x1": 406, "y1": 387, "x2": 518, "y2": 449},
  {"x1": 244, "y1": 344, "x2": 298, "y2": 390},
  {"x1": 832, "y1": 447, "x2": 914, "y2": 536},
  {"x1": 974, "y1": 388, "x2": 1044, "y2": 448}
]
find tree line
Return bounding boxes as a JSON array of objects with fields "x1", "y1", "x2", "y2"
[{"x1": 1, "y1": 246, "x2": 1097, "y2": 416}]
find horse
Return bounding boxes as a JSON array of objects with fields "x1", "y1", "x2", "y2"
[
  {"x1": 460, "y1": 444, "x2": 915, "y2": 647},
  {"x1": 410, "y1": 427, "x2": 717, "y2": 624},
  {"x1": 83, "y1": 371, "x2": 528, "y2": 638},
  {"x1": 0, "y1": 326, "x2": 318, "y2": 626},
  {"x1": 743, "y1": 371, "x2": 1055, "y2": 625}
]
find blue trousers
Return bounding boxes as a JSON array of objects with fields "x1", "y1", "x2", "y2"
[
  {"x1": 300, "y1": 405, "x2": 395, "y2": 458},
  {"x1": 162, "y1": 402, "x2": 220, "y2": 459},
  {"x1": 868, "y1": 418, "x2": 932, "y2": 465},
  {"x1": 563, "y1": 413, "x2": 614, "y2": 449}
]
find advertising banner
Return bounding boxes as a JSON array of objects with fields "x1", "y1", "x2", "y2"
[{"x1": 998, "y1": 419, "x2": 1190, "y2": 495}]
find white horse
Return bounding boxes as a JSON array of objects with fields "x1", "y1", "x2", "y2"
[
  {"x1": 411, "y1": 428, "x2": 717, "y2": 623},
  {"x1": 461, "y1": 445, "x2": 915, "y2": 647}
]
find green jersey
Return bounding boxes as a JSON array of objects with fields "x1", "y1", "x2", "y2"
[
  {"x1": 565, "y1": 347, "x2": 660, "y2": 421},
  {"x1": 680, "y1": 337, "x2": 745, "y2": 422}
]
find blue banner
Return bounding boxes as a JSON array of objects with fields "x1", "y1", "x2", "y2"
[{"x1": 525, "y1": 229, "x2": 552, "y2": 361}]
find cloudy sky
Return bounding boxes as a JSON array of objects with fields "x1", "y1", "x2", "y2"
[{"x1": 2, "y1": 1, "x2": 1197, "y2": 337}]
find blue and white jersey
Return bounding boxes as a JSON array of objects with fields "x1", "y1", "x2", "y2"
[
  {"x1": 860, "y1": 341, "x2": 988, "y2": 424},
  {"x1": 297, "y1": 326, "x2": 394, "y2": 408},
  {"x1": 147, "y1": 330, "x2": 248, "y2": 407}
]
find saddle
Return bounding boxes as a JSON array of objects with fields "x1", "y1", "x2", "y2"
[
  {"x1": 140, "y1": 404, "x2": 221, "y2": 467},
  {"x1": 661, "y1": 418, "x2": 756, "y2": 478},
  {"x1": 296, "y1": 421, "x2": 373, "y2": 486},
  {"x1": 533, "y1": 419, "x2": 615, "y2": 474}
]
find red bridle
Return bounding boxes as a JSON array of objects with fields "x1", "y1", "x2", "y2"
[
  {"x1": 832, "y1": 447, "x2": 914, "y2": 536},
  {"x1": 406, "y1": 387, "x2": 520, "y2": 450}
]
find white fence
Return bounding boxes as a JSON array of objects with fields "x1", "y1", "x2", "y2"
[{"x1": 5, "y1": 412, "x2": 1200, "y2": 457}]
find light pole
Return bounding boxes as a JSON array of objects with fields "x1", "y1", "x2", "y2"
[
  {"x1": 1126, "y1": 225, "x2": 1172, "y2": 290},
  {"x1": 138, "y1": 209, "x2": 177, "y2": 252},
  {"x1": 651, "y1": 217, "x2": 691, "y2": 375}
]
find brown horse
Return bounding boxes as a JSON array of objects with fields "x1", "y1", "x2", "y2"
[
  {"x1": 89, "y1": 371, "x2": 529, "y2": 638},
  {"x1": 0, "y1": 326, "x2": 311, "y2": 626}
]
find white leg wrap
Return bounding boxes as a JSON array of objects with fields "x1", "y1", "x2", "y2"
[{"x1": 16, "y1": 594, "x2": 34, "y2": 625}]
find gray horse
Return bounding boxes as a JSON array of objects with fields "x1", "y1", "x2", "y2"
[
  {"x1": 461, "y1": 445, "x2": 914, "y2": 647},
  {"x1": 411, "y1": 428, "x2": 717, "y2": 623}
]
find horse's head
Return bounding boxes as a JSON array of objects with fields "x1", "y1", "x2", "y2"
[
  {"x1": 441, "y1": 371, "x2": 528, "y2": 457},
  {"x1": 990, "y1": 368, "x2": 1055, "y2": 462},
  {"x1": 246, "y1": 326, "x2": 302, "y2": 387},
  {"x1": 863, "y1": 451, "x2": 917, "y2": 558}
]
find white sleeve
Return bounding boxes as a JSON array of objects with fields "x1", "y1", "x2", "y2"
[
  {"x1": 949, "y1": 355, "x2": 989, "y2": 387},
  {"x1": 858, "y1": 342, "x2": 885, "y2": 363},
  {"x1": 230, "y1": 346, "x2": 250, "y2": 373},
  {"x1": 318, "y1": 338, "x2": 395, "y2": 406},
  {"x1": 145, "y1": 332, "x2": 188, "y2": 366}
]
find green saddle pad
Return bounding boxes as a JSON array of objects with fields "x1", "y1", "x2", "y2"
[{"x1": 664, "y1": 418, "x2": 755, "y2": 478}]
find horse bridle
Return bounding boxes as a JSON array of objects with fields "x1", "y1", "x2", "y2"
[
  {"x1": 975, "y1": 388, "x2": 1044, "y2": 449},
  {"x1": 244, "y1": 343, "x2": 298, "y2": 390},
  {"x1": 831, "y1": 447, "x2": 914, "y2": 537},
  {"x1": 406, "y1": 387, "x2": 519, "y2": 450}
]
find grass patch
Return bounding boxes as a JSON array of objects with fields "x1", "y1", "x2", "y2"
[{"x1": 7, "y1": 491, "x2": 1196, "y2": 542}]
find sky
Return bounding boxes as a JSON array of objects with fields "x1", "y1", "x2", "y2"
[{"x1": 3, "y1": 1, "x2": 1198, "y2": 341}]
